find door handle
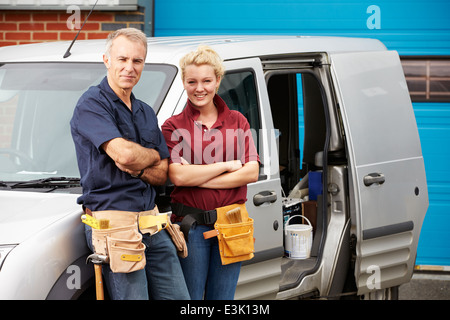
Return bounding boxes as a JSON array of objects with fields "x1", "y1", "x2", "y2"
[
  {"x1": 253, "y1": 191, "x2": 277, "y2": 206},
  {"x1": 364, "y1": 173, "x2": 385, "y2": 186}
]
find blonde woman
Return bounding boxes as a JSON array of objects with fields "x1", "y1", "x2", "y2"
[{"x1": 162, "y1": 46, "x2": 259, "y2": 300}]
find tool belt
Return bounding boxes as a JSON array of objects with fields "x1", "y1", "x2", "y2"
[
  {"x1": 82, "y1": 206, "x2": 187, "y2": 273},
  {"x1": 171, "y1": 202, "x2": 217, "y2": 240},
  {"x1": 171, "y1": 202, "x2": 254, "y2": 265}
]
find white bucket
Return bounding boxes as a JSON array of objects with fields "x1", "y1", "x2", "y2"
[{"x1": 284, "y1": 215, "x2": 313, "y2": 259}]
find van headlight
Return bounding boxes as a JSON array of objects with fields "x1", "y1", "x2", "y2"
[{"x1": 0, "y1": 245, "x2": 16, "y2": 270}]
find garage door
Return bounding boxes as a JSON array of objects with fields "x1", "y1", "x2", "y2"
[{"x1": 413, "y1": 102, "x2": 450, "y2": 266}]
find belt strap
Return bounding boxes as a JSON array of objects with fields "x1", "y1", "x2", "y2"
[
  {"x1": 138, "y1": 214, "x2": 169, "y2": 232},
  {"x1": 171, "y1": 203, "x2": 217, "y2": 241},
  {"x1": 81, "y1": 206, "x2": 166, "y2": 235},
  {"x1": 203, "y1": 229, "x2": 219, "y2": 239}
]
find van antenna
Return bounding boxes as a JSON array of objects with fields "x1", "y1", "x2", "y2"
[{"x1": 63, "y1": 0, "x2": 99, "y2": 59}]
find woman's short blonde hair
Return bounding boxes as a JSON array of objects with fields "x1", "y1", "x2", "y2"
[{"x1": 179, "y1": 45, "x2": 225, "y2": 82}]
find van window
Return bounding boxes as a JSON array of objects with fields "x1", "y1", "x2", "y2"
[
  {"x1": 0, "y1": 63, "x2": 176, "y2": 182},
  {"x1": 218, "y1": 70, "x2": 261, "y2": 150}
]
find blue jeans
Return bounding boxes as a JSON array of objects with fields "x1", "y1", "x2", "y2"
[
  {"x1": 179, "y1": 224, "x2": 241, "y2": 300},
  {"x1": 85, "y1": 225, "x2": 190, "y2": 300}
]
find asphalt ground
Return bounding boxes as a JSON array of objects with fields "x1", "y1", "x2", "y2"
[{"x1": 399, "y1": 271, "x2": 450, "y2": 300}]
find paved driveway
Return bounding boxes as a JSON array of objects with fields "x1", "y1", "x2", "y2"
[{"x1": 399, "y1": 271, "x2": 450, "y2": 300}]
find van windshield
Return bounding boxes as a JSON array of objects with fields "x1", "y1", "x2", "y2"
[{"x1": 0, "y1": 62, "x2": 176, "y2": 183}]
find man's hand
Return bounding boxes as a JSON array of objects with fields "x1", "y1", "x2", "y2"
[
  {"x1": 116, "y1": 158, "x2": 168, "y2": 185},
  {"x1": 140, "y1": 158, "x2": 168, "y2": 185},
  {"x1": 102, "y1": 137, "x2": 168, "y2": 185}
]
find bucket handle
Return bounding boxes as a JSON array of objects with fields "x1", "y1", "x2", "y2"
[{"x1": 285, "y1": 215, "x2": 312, "y2": 228}]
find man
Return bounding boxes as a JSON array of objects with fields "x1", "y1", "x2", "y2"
[{"x1": 70, "y1": 28, "x2": 189, "y2": 300}]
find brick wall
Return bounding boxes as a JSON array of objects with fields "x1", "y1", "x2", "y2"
[{"x1": 0, "y1": 8, "x2": 145, "y2": 47}]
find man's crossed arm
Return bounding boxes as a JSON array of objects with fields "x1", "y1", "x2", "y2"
[{"x1": 102, "y1": 137, "x2": 168, "y2": 185}]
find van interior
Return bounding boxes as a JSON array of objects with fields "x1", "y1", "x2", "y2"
[{"x1": 266, "y1": 69, "x2": 328, "y2": 293}]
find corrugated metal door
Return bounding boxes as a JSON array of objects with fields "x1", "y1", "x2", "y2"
[{"x1": 414, "y1": 102, "x2": 450, "y2": 266}]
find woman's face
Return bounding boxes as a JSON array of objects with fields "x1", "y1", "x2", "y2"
[{"x1": 183, "y1": 64, "x2": 220, "y2": 109}]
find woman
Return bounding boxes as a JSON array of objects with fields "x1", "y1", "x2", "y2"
[{"x1": 161, "y1": 45, "x2": 259, "y2": 300}]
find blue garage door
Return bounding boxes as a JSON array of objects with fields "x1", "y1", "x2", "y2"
[
  {"x1": 414, "y1": 101, "x2": 450, "y2": 266},
  {"x1": 155, "y1": 0, "x2": 450, "y2": 266}
]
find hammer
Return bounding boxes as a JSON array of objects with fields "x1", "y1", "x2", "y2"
[
  {"x1": 81, "y1": 212, "x2": 110, "y2": 300},
  {"x1": 86, "y1": 253, "x2": 109, "y2": 300}
]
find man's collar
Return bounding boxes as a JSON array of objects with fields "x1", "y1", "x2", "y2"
[{"x1": 99, "y1": 76, "x2": 137, "y2": 106}]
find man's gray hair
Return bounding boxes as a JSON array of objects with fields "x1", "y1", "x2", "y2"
[{"x1": 105, "y1": 27, "x2": 148, "y2": 58}]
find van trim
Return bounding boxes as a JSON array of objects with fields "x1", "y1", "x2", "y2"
[
  {"x1": 362, "y1": 221, "x2": 414, "y2": 240},
  {"x1": 242, "y1": 246, "x2": 285, "y2": 266}
]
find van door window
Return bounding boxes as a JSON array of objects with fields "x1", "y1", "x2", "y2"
[
  {"x1": 218, "y1": 70, "x2": 261, "y2": 152},
  {"x1": 219, "y1": 70, "x2": 260, "y2": 130}
]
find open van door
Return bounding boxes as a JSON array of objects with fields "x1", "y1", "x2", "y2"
[{"x1": 330, "y1": 51, "x2": 429, "y2": 295}]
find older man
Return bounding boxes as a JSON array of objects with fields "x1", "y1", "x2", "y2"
[{"x1": 70, "y1": 28, "x2": 189, "y2": 300}]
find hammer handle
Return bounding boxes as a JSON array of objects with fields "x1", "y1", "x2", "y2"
[{"x1": 94, "y1": 264, "x2": 104, "y2": 300}]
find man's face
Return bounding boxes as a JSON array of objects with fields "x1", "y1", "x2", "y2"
[{"x1": 103, "y1": 35, "x2": 146, "y2": 93}]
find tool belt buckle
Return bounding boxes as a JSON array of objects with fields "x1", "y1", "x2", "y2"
[
  {"x1": 138, "y1": 212, "x2": 169, "y2": 236},
  {"x1": 203, "y1": 209, "x2": 217, "y2": 225}
]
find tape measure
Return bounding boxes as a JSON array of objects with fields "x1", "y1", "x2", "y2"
[{"x1": 81, "y1": 214, "x2": 109, "y2": 229}]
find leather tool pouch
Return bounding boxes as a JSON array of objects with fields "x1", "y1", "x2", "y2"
[
  {"x1": 212, "y1": 203, "x2": 255, "y2": 265},
  {"x1": 166, "y1": 222, "x2": 188, "y2": 258},
  {"x1": 90, "y1": 207, "x2": 187, "y2": 272},
  {"x1": 91, "y1": 210, "x2": 146, "y2": 273},
  {"x1": 107, "y1": 229, "x2": 146, "y2": 273},
  {"x1": 139, "y1": 207, "x2": 187, "y2": 258}
]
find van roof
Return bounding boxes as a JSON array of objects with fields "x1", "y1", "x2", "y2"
[{"x1": 0, "y1": 35, "x2": 387, "y2": 64}]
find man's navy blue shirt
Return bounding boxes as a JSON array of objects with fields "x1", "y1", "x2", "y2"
[{"x1": 70, "y1": 76, "x2": 169, "y2": 212}]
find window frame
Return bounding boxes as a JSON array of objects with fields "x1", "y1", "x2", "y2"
[{"x1": 401, "y1": 56, "x2": 450, "y2": 102}]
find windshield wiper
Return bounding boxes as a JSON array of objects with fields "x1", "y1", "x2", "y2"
[{"x1": 10, "y1": 177, "x2": 80, "y2": 189}]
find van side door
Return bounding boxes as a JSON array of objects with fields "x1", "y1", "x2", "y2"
[
  {"x1": 220, "y1": 58, "x2": 284, "y2": 299},
  {"x1": 220, "y1": 58, "x2": 284, "y2": 257},
  {"x1": 330, "y1": 51, "x2": 429, "y2": 294}
]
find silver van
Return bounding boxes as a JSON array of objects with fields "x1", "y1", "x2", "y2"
[{"x1": 0, "y1": 35, "x2": 428, "y2": 300}]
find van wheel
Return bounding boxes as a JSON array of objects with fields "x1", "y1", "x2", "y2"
[{"x1": 361, "y1": 286, "x2": 399, "y2": 300}]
